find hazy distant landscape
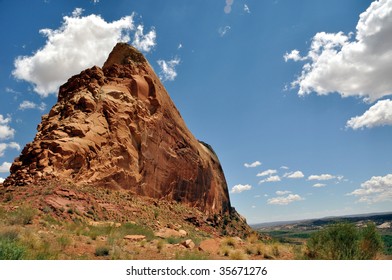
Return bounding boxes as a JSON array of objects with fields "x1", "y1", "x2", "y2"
[{"x1": 253, "y1": 212, "x2": 392, "y2": 257}]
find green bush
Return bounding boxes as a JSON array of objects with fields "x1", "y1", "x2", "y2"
[
  {"x1": 306, "y1": 222, "x2": 383, "y2": 260},
  {"x1": 0, "y1": 233, "x2": 25, "y2": 260},
  {"x1": 381, "y1": 235, "x2": 392, "y2": 255},
  {"x1": 0, "y1": 242, "x2": 25, "y2": 260},
  {"x1": 95, "y1": 246, "x2": 110, "y2": 257}
]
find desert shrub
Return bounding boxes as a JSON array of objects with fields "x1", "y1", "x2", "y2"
[
  {"x1": 0, "y1": 241, "x2": 25, "y2": 260},
  {"x1": 244, "y1": 245, "x2": 254, "y2": 255},
  {"x1": 381, "y1": 235, "x2": 392, "y2": 255},
  {"x1": 57, "y1": 235, "x2": 71, "y2": 249},
  {"x1": 156, "y1": 240, "x2": 165, "y2": 252},
  {"x1": 0, "y1": 230, "x2": 25, "y2": 260},
  {"x1": 255, "y1": 244, "x2": 264, "y2": 256},
  {"x1": 95, "y1": 246, "x2": 110, "y2": 257},
  {"x1": 229, "y1": 249, "x2": 247, "y2": 260},
  {"x1": 357, "y1": 223, "x2": 383, "y2": 259},
  {"x1": 8, "y1": 206, "x2": 37, "y2": 225},
  {"x1": 246, "y1": 233, "x2": 260, "y2": 244},
  {"x1": 272, "y1": 243, "x2": 280, "y2": 257},
  {"x1": 220, "y1": 246, "x2": 231, "y2": 257},
  {"x1": 306, "y1": 222, "x2": 383, "y2": 260},
  {"x1": 222, "y1": 237, "x2": 237, "y2": 248},
  {"x1": 166, "y1": 236, "x2": 182, "y2": 244}
]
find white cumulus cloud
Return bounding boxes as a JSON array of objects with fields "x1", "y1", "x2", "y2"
[
  {"x1": 284, "y1": 49, "x2": 305, "y2": 62},
  {"x1": 284, "y1": 170, "x2": 305, "y2": 179},
  {"x1": 259, "y1": 175, "x2": 281, "y2": 184},
  {"x1": 267, "y1": 194, "x2": 304, "y2": 205},
  {"x1": 157, "y1": 57, "x2": 181, "y2": 82},
  {"x1": 308, "y1": 174, "x2": 336, "y2": 181},
  {"x1": 0, "y1": 115, "x2": 15, "y2": 140},
  {"x1": 286, "y1": 0, "x2": 392, "y2": 128},
  {"x1": 18, "y1": 100, "x2": 47, "y2": 111},
  {"x1": 13, "y1": 8, "x2": 156, "y2": 97},
  {"x1": 346, "y1": 99, "x2": 392, "y2": 129},
  {"x1": 132, "y1": 25, "x2": 156, "y2": 52},
  {"x1": 244, "y1": 161, "x2": 261, "y2": 168},
  {"x1": 230, "y1": 184, "x2": 252, "y2": 194},
  {"x1": 0, "y1": 142, "x2": 21, "y2": 157},
  {"x1": 348, "y1": 173, "x2": 392, "y2": 203},
  {"x1": 286, "y1": 0, "x2": 392, "y2": 102},
  {"x1": 0, "y1": 177, "x2": 4, "y2": 184},
  {"x1": 313, "y1": 183, "x2": 327, "y2": 188},
  {"x1": 256, "y1": 169, "x2": 277, "y2": 177},
  {"x1": 0, "y1": 162, "x2": 11, "y2": 173}
]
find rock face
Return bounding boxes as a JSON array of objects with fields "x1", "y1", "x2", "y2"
[{"x1": 4, "y1": 43, "x2": 231, "y2": 215}]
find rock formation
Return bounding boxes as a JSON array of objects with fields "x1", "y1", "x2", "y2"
[{"x1": 4, "y1": 43, "x2": 232, "y2": 215}]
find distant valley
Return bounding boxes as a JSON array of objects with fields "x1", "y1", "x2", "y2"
[{"x1": 252, "y1": 212, "x2": 392, "y2": 257}]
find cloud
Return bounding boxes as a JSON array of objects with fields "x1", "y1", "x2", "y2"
[
  {"x1": 0, "y1": 115, "x2": 11, "y2": 125},
  {"x1": 0, "y1": 162, "x2": 11, "y2": 173},
  {"x1": 244, "y1": 161, "x2": 261, "y2": 168},
  {"x1": 284, "y1": 49, "x2": 305, "y2": 62},
  {"x1": 313, "y1": 183, "x2": 327, "y2": 188},
  {"x1": 218, "y1": 26, "x2": 231, "y2": 37},
  {"x1": 280, "y1": 166, "x2": 289, "y2": 170},
  {"x1": 230, "y1": 184, "x2": 252, "y2": 194},
  {"x1": 259, "y1": 175, "x2": 281, "y2": 184},
  {"x1": 276, "y1": 190, "x2": 292, "y2": 196},
  {"x1": 13, "y1": 8, "x2": 156, "y2": 97},
  {"x1": 286, "y1": 0, "x2": 392, "y2": 102},
  {"x1": 256, "y1": 169, "x2": 277, "y2": 177},
  {"x1": 346, "y1": 99, "x2": 392, "y2": 129},
  {"x1": 308, "y1": 174, "x2": 336, "y2": 181},
  {"x1": 18, "y1": 100, "x2": 47, "y2": 111},
  {"x1": 0, "y1": 142, "x2": 21, "y2": 157},
  {"x1": 0, "y1": 177, "x2": 4, "y2": 184},
  {"x1": 244, "y1": 4, "x2": 250, "y2": 13},
  {"x1": 0, "y1": 115, "x2": 15, "y2": 140},
  {"x1": 224, "y1": 0, "x2": 234, "y2": 14},
  {"x1": 284, "y1": 170, "x2": 305, "y2": 179},
  {"x1": 267, "y1": 194, "x2": 304, "y2": 205},
  {"x1": 132, "y1": 25, "x2": 156, "y2": 52},
  {"x1": 348, "y1": 173, "x2": 392, "y2": 203},
  {"x1": 157, "y1": 57, "x2": 181, "y2": 82}
]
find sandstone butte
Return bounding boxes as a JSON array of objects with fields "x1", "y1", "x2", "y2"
[{"x1": 3, "y1": 43, "x2": 234, "y2": 217}]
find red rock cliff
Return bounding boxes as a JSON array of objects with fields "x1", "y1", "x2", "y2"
[{"x1": 4, "y1": 43, "x2": 232, "y2": 215}]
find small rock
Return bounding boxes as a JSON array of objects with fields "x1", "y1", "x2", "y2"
[
  {"x1": 154, "y1": 228, "x2": 183, "y2": 238},
  {"x1": 124, "y1": 235, "x2": 146, "y2": 241},
  {"x1": 178, "y1": 229, "x2": 187, "y2": 237},
  {"x1": 181, "y1": 239, "x2": 195, "y2": 249}
]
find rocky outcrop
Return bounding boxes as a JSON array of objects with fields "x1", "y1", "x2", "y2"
[{"x1": 4, "y1": 43, "x2": 231, "y2": 215}]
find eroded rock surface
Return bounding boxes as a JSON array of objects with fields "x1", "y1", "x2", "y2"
[{"x1": 4, "y1": 43, "x2": 231, "y2": 215}]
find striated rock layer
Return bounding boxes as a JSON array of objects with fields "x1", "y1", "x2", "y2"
[{"x1": 4, "y1": 43, "x2": 232, "y2": 215}]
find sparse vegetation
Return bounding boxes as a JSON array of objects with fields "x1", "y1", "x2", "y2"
[
  {"x1": 222, "y1": 237, "x2": 237, "y2": 248},
  {"x1": 8, "y1": 206, "x2": 37, "y2": 225},
  {"x1": 305, "y1": 222, "x2": 383, "y2": 260},
  {"x1": 0, "y1": 229, "x2": 25, "y2": 260},
  {"x1": 229, "y1": 249, "x2": 247, "y2": 260},
  {"x1": 95, "y1": 246, "x2": 110, "y2": 257}
]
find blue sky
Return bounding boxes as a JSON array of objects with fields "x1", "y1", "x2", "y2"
[{"x1": 1, "y1": 0, "x2": 392, "y2": 223}]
